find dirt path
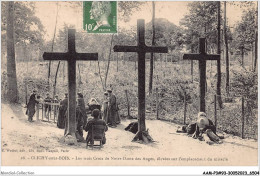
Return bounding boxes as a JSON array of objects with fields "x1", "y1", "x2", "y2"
[{"x1": 1, "y1": 103, "x2": 258, "y2": 166}]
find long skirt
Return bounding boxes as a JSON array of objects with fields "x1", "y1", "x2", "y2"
[{"x1": 57, "y1": 107, "x2": 66, "y2": 129}]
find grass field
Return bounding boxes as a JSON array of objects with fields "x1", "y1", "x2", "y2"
[{"x1": 1, "y1": 54, "x2": 258, "y2": 139}]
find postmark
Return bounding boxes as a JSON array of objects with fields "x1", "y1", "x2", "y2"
[{"x1": 83, "y1": 1, "x2": 117, "y2": 34}]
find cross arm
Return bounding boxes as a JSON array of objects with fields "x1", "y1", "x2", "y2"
[
  {"x1": 205, "y1": 54, "x2": 220, "y2": 60},
  {"x1": 76, "y1": 53, "x2": 98, "y2": 60},
  {"x1": 145, "y1": 46, "x2": 168, "y2": 53},
  {"x1": 43, "y1": 52, "x2": 69, "y2": 61},
  {"x1": 183, "y1": 54, "x2": 220, "y2": 61},
  {"x1": 114, "y1": 45, "x2": 168, "y2": 54},
  {"x1": 113, "y1": 45, "x2": 138, "y2": 52}
]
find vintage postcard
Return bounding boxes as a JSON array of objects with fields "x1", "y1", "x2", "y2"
[{"x1": 1, "y1": 0, "x2": 259, "y2": 175}]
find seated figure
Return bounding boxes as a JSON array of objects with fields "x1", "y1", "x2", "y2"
[{"x1": 84, "y1": 109, "x2": 108, "y2": 145}]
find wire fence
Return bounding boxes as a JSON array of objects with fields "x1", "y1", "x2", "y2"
[{"x1": 151, "y1": 90, "x2": 258, "y2": 140}]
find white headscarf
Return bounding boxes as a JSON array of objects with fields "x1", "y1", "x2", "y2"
[{"x1": 196, "y1": 112, "x2": 209, "y2": 129}]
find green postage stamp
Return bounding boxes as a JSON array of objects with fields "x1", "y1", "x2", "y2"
[{"x1": 83, "y1": 1, "x2": 117, "y2": 34}]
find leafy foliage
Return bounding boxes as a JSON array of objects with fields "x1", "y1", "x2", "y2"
[
  {"x1": 146, "y1": 18, "x2": 185, "y2": 52},
  {"x1": 232, "y1": 8, "x2": 257, "y2": 53},
  {"x1": 118, "y1": 2, "x2": 145, "y2": 22},
  {"x1": 1, "y1": 1, "x2": 45, "y2": 45},
  {"x1": 180, "y1": 2, "x2": 218, "y2": 53}
]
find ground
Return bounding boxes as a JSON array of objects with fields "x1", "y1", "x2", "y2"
[{"x1": 1, "y1": 103, "x2": 258, "y2": 166}]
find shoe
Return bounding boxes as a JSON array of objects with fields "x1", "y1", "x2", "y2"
[{"x1": 206, "y1": 140, "x2": 214, "y2": 145}]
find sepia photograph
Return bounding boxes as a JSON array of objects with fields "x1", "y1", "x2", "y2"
[{"x1": 1, "y1": 0, "x2": 259, "y2": 175}]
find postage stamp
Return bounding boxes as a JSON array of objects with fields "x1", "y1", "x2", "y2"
[{"x1": 83, "y1": 1, "x2": 117, "y2": 34}]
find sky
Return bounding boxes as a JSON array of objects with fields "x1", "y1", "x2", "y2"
[{"x1": 34, "y1": 1, "x2": 256, "y2": 41}]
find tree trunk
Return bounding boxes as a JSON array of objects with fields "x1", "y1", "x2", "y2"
[
  {"x1": 224, "y1": 1, "x2": 230, "y2": 96},
  {"x1": 53, "y1": 61, "x2": 61, "y2": 98},
  {"x1": 149, "y1": 1, "x2": 155, "y2": 95},
  {"x1": 116, "y1": 52, "x2": 118, "y2": 72},
  {"x1": 6, "y1": 1, "x2": 18, "y2": 103},
  {"x1": 48, "y1": 2, "x2": 59, "y2": 85},
  {"x1": 62, "y1": 61, "x2": 65, "y2": 85},
  {"x1": 241, "y1": 46, "x2": 244, "y2": 67},
  {"x1": 97, "y1": 59, "x2": 105, "y2": 91},
  {"x1": 217, "y1": 1, "x2": 223, "y2": 108},
  {"x1": 191, "y1": 45, "x2": 194, "y2": 82},
  {"x1": 104, "y1": 35, "x2": 114, "y2": 88},
  {"x1": 254, "y1": 2, "x2": 258, "y2": 72},
  {"x1": 125, "y1": 90, "x2": 130, "y2": 118},
  {"x1": 251, "y1": 43, "x2": 254, "y2": 71}
]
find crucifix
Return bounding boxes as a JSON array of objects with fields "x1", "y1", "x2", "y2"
[
  {"x1": 114, "y1": 19, "x2": 168, "y2": 142},
  {"x1": 183, "y1": 38, "x2": 220, "y2": 112},
  {"x1": 43, "y1": 29, "x2": 98, "y2": 143}
]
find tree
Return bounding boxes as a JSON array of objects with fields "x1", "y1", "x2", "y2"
[
  {"x1": 149, "y1": 1, "x2": 155, "y2": 95},
  {"x1": 2, "y1": 2, "x2": 44, "y2": 43},
  {"x1": 233, "y1": 8, "x2": 256, "y2": 68},
  {"x1": 180, "y1": 2, "x2": 219, "y2": 53},
  {"x1": 6, "y1": 2, "x2": 18, "y2": 103},
  {"x1": 254, "y1": 2, "x2": 258, "y2": 72},
  {"x1": 146, "y1": 18, "x2": 184, "y2": 51},
  {"x1": 48, "y1": 2, "x2": 59, "y2": 86},
  {"x1": 2, "y1": 2, "x2": 45, "y2": 102},
  {"x1": 216, "y1": 1, "x2": 223, "y2": 108},
  {"x1": 224, "y1": 2, "x2": 230, "y2": 96},
  {"x1": 2, "y1": 2, "x2": 45, "y2": 57}
]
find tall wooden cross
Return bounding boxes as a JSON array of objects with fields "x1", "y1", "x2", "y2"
[
  {"x1": 183, "y1": 38, "x2": 220, "y2": 112},
  {"x1": 43, "y1": 29, "x2": 98, "y2": 140},
  {"x1": 114, "y1": 19, "x2": 168, "y2": 142}
]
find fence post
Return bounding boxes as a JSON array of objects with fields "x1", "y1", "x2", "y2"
[
  {"x1": 214, "y1": 94, "x2": 217, "y2": 128},
  {"x1": 36, "y1": 103, "x2": 39, "y2": 121},
  {"x1": 25, "y1": 83, "x2": 28, "y2": 105},
  {"x1": 125, "y1": 90, "x2": 130, "y2": 118},
  {"x1": 117, "y1": 53, "x2": 119, "y2": 72},
  {"x1": 241, "y1": 96, "x2": 245, "y2": 139},
  {"x1": 42, "y1": 103, "x2": 43, "y2": 120},
  {"x1": 156, "y1": 88, "x2": 159, "y2": 120},
  {"x1": 54, "y1": 104, "x2": 56, "y2": 122},
  {"x1": 184, "y1": 91, "x2": 187, "y2": 124},
  {"x1": 49, "y1": 104, "x2": 51, "y2": 121},
  {"x1": 191, "y1": 60, "x2": 193, "y2": 82}
]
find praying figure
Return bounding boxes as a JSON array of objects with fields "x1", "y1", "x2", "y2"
[
  {"x1": 107, "y1": 88, "x2": 120, "y2": 127},
  {"x1": 57, "y1": 93, "x2": 68, "y2": 129},
  {"x1": 26, "y1": 90, "x2": 38, "y2": 122},
  {"x1": 177, "y1": 112, "x2": 224, "y2": 145}
]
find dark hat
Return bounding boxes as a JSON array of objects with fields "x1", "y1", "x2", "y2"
[
  {"x1": 91, "y1": 109, "x2": 100, "y2": 118},
  {"x1": 65, "y1": 93, "x2": 68, "y2": 95},
  {"x1": 33, "y1": 90, "x2": 37, "y2": 93}
]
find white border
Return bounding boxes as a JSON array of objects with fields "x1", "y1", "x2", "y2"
[{"x1": 0, "y1": 0, "x2": 259, "y2": 175}]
